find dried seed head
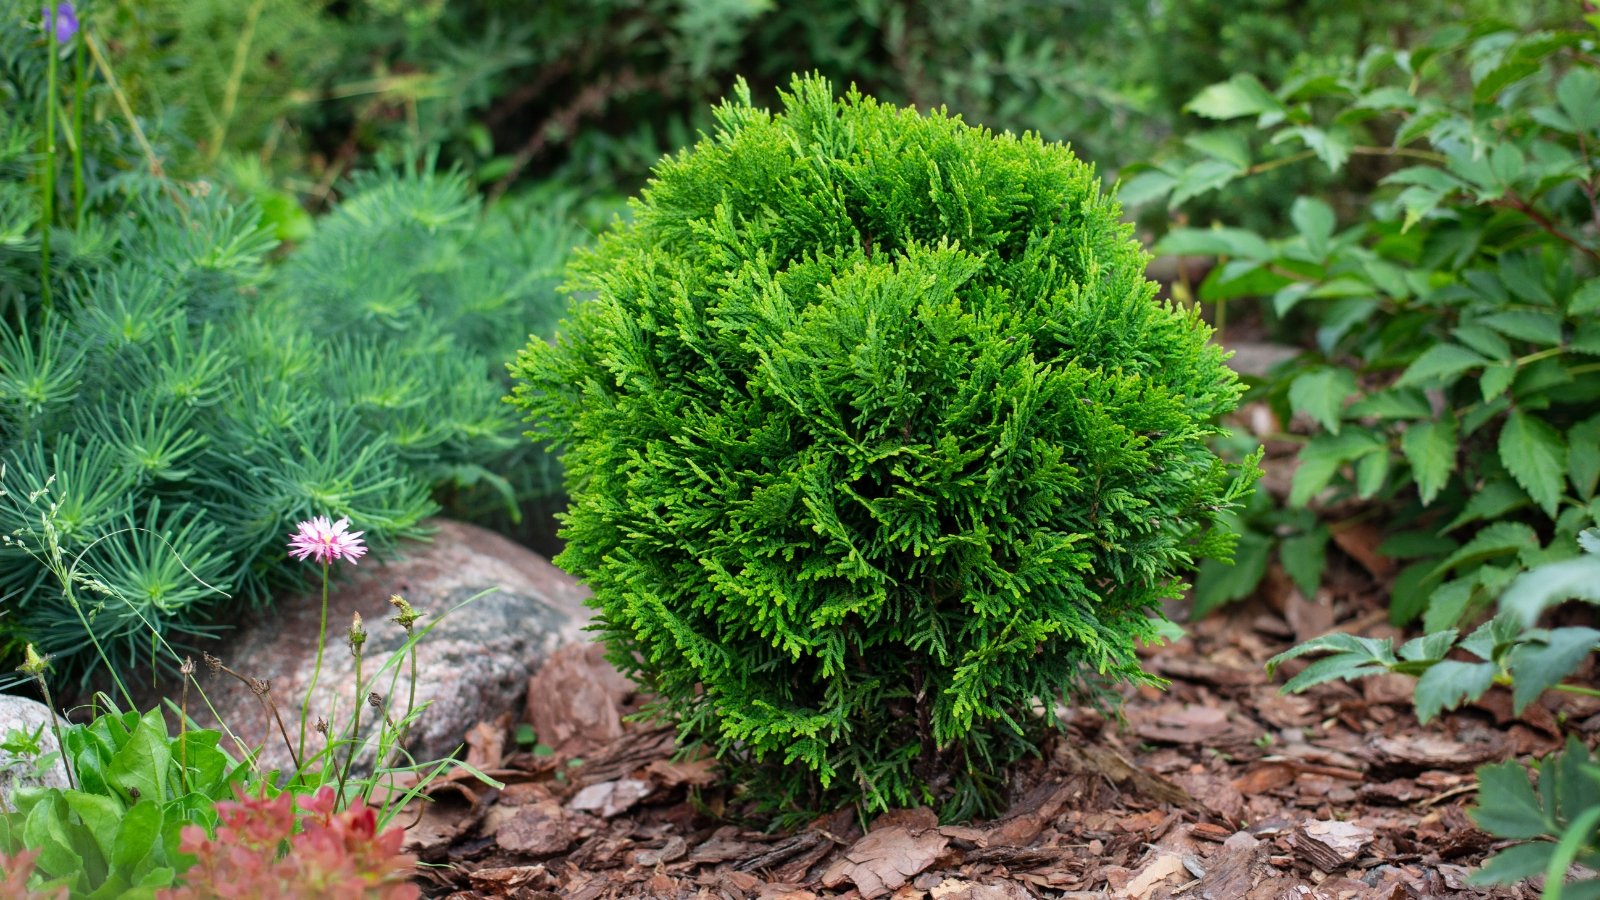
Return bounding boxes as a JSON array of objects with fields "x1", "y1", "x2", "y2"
[
  {"x1": 249, "y1": 678, "x2": 271, "y2": 697},
  {"x1": 316, "y1": 717, "x2": 329, "y2": 735},
  {"x1": 203, "y1": 652, "x2": 222, "y2": 676},
  {"x1": 367, "y1": 691, "x2": 383, "y2": 710},
  {"x1": 388, "y1": 594, "x2": 421, "y2": 631},
  {"x1": 180, "y1": 656, "x2": 195, "y2": 676}
]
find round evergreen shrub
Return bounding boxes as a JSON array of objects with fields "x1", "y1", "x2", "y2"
[{"x1": 510, "y1": 75, "x2": 1259, "y2": 819}]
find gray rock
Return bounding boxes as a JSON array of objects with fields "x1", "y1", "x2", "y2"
[
  {"x1": 0, "y1": 694, "x2": 72, "y2": 808},
  {"x1": 177, "y1": 519, "x2": 591, "y2": 776}
]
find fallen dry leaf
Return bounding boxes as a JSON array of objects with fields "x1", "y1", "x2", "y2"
[
  {"x1": 568, "y1": 778, "x2": 653, "y2": 818},
  {"x1": 820, "y1": 826, "x2": 949, "y2": 899},
  {"x1": 525, "y1": 643, "x2": 633, "y2": 758}
]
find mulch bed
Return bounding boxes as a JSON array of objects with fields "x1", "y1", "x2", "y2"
[{"x1": 401, "y1": 570, "x2": 1598, "y2": 899}]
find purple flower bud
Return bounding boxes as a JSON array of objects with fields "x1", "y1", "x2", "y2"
[{"x1": 42, "y1": 2, "x2": 77, "y2": 43}]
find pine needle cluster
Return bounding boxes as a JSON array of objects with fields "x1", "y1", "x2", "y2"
[{"x1": 511, "y1": 76, "x2": 1260, "y2": 820}]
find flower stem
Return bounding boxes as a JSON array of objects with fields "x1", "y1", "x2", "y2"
[
  {"x1": 71, "y1": 22, "x2": 86, "y2": 227},
  {"x1": 299, "y1": 561, "x2": 330, "y2": 769},
  {"x1": 40, "y1": 3, "x2": 59, "y2": 315},
  {"x1": 338, "y1": 642, "x2": 363, "y2": 808}
]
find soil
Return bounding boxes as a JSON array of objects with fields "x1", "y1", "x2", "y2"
[{"x1": 397, "y1": 556, "x2": 1600, "y2": 899}]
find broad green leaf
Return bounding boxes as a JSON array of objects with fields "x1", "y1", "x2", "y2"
[
  {"x1": 1116, "y1": 171, "x2": 1177, "y2": 207},
  {"x1": 1185, "y1": 73, "x2": 1283, "y2": 120},
  {"x1": 1266, "y1": 631, "x2": 1396, "y2": 677},
  {"x1": 1290, "y1": 197, "x2": 1336, "y2": 260},
  {"x1": 1153, "y1": 227, "x2": 1273, "y2": 261},
  {"x1": 1414, "y1": 660, "x2": 1497, "y2": 723},
  {"x1": 1379, "y1": 531, "x2": 1458, "y2": 559},
  {"x1": 1508, "y1": 627, "x2": 1600, "y2": 713},
  {"x1": 1437, "y1": 521, "x2": 1541, "y2": 574},
  {"x1": 1550, "y1": 735, "x2": 1600, "y2": 825},
  {"x1": 1398, "y1": 629, "x2": 1459, "y2": 662},
  {"x1": 1395, "y1": 344, "x2": 1488, "y2": 388},
  {"x1": 1423, "y1": 577, "x2": 1480, "y2": 632},
  {"x1": 1501, "y1": 556, "x2": 1600, "y2": 626},
  {"x1": 1289, "y1": 431, "x2": 1386, "y2": 507},
  {"x1": 1401, "y1": 417, "x2": 1457, "y2": 506},
  {"x1": 1499, "y1": 411, "x2": 1568, "y2": 517},
  {"x1": 1288, "y1": 367, "x2": 1357, "y2": 435},
  {"x1": 1183, "y1": 132, "x2": 1252, "y2": 169},
  {"x1": 1396, "y1": 106, "x2": 1452, "y2": 146},
  {"x1": 1473, "y1": 59, "x2": 1540, "y2": 104},
  {"x1": 1558, "y1": 67, "x2": 1600, "y2": 132},
  {"x1": 1168, "y1": 159, "x2": 1243, "y2": 208},
  {"x1": 1191, "y1": 530, "x2": 1271, "y2": 615},
  {"x1": 1287, "y1": 126, "x2": 1351, "y2": 172},
  {"x1": 1388, "y1": 560, "x2": 1442, "y2": 626},
  {"x1": 1279, "y1": 653, "x2": 1389, "y2": 693},
  {"x1": 1570, "y1": 416, "x2": 1600, "y2": 500},
  {"x1": 1453, "y1": 323, "x2": 1512, "y2": 362},
  {"x1": 1480, "y1": 310, "x2": 1563, "y2": 346},
  {"x1": 1345, "y1": 388, "x2": 1431, "y2": 420},
  {"x1": 1571, "y1": 281, "x2": 1600, "y2": 316},
  {"x1": 106, "y1": 713, "x2": 171, "y2": 807},
  {"x1": 1471, "y1": 760, "x2": 1549, "y2": 840},
  {"x1": 1354, "y1": 450, "x2": 1389, "y2": 499},
  {"x1": 1479, "y1": 363, "x2": 1515, "y2": 403},
  {"x1": 110, "y1": 800, "x2": 164, "y2": 883},
  {"x1": 1446, "y1": 479, "x2": 1530, "y2": 531},
  {"x1": 1472, "y1": 841, "x2": 1556, "y2": 885},
  {"x1": 1280, "y1": 526, "x2": 1329, "y2": 599}
]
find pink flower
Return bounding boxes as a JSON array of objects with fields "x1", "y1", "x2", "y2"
[{"x1": 287, "y1": 516, "x2": 368, "y2": 566}]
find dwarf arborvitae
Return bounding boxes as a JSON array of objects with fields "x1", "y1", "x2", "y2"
[{"x1": 511, "y1": 75, "x2": 1259, "y2": 820}]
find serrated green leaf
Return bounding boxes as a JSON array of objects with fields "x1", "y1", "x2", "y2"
[
  {"x1": 1558, "y1": 67, "x2": 1600, "y2": 132},
  {"x1": 1480, "y1": 363, "x2": 1516, "y2": 402},
  {"x1": 1499, "y1": 411, "x2": 1568, "y2": 518},
  {"x1": 1191, "y1": 530, "x2": 1271, "y2": 616},
  {"x1": 1396, "y1": 107, "x2": 1451, "y2": 146},
  {"x1": 1570, "y1": 416, "x2": 1600, "y2": 500},
  {"x1": 1355, "y1": 450, "x2": 1389, "y2": 499},
  {"x1": 1183, "y1": 132, "x2": 1252, "y2": 169},
  {"x1": 1471, "y1": 761, "x2": 1550, "y2": 840},
  {"x1": 1508, "y1": 627, "x2": 1600, "y2": 713},
  {"x1": 1480, "y1": 310, "x2": 1563, "y2": 346},
  {"x1": 1398, "y1": 629, "x2": 1459, "y2": 662},
  {"x1": 1571, "y1": 281, "x2": 1600, "y2": 316},
  {"x1": 1454, "y1": 323, "x2": 1513, "y2": 361},
  {"x1": 1395, "y1": 344, "x2": 1488, "y2": 388},
  {"x1": 1423, "y1": 577, "x2": 1480, "y2": 632},
  {"x1": 1446, "y1": 480, "x2": 1530, "y2": 532},
  {"x1": 1289, "y1": 430, "x2": 1387, "y2": 507},
  {"x1": 1473, "y1": 59, "x2": 1540, "y2": 104},
  {"x1": 1185, "y1": 74, "x2": 1283, "y2": 120},
  {"x1": 1168, "y1": 159, "x2": 1244, "y2": 208},
  {"x1": 1280, "y1": 526, "x2": 1329, "y2": 599},
  {"x1": 1290, "y1": 197, "x2": 1335, "y2": 260},
  {"x1": 1471, "y1": 841, "x2": 1557, "y2": 885},
  {"x1": 1289, "y1": 126, "x2": 1351, "y2": 173},
  {"x1": 1346, "y1": 389, "x2": 1432, "y2": 420},
  {"x1": 1401, "y1": 417, "x2": 1457, "y2": 506},
  {"x1": 1414, "y1": 660, "x2": 1498, "y2": 723},
  {"x1": 1501, "y1": 556, "x2": 1600, "y2": 626},
  {"x1": 1117, "y1": 171, "x2": 1178, "y2": 207},
  {"x1": 1153, "y1": 226, "x2": 1273, "y2": 260},
  {"x1": 1388, "y1": 560, "x2": 1442, "y2": 626},
  {"x1": 1266, "y1": 631, "x2": 1397, "y2": 678},
  {"x1": 1288, "y1": 367, "x2": 1357, "y2": 435}
]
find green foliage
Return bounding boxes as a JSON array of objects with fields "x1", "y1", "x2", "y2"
[
  {"x1": 0, "y1": 702, "x2": 250, "y2": 898},
  {"x1": 0, "y1": 4, "x2": 581, "y2": 680},
  {"x1": 1271, "y1": 528, "x2": 1600, "y2": 895},
  {"x1": 511, "y1": 75, "x2": 1258, "y2": 820},
  {"x1": 1141, "y1": 15, "x2": 1600, "y2": 628},
  {"x1": 1267, "y1": 527, "x2": 1600, "y2": 721},
  {"x1": 1470, "y1": 738, "x2": 1600, "y2": 897}
]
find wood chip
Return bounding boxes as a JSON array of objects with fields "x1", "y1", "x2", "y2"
[
  {"x1": 820, "y1": 826, "x2": 950, "y2": 899},
  {"x1": 1294, "y1": 819, "x2": 1374, "y2": 872}
]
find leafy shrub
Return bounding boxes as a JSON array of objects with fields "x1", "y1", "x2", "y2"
[
  {"x1": 0, "y1": 702, "x2": 250, "y2": 898},
  {"x1": 511, "y1": 75, "x2": 1259, "y2": 819},
  {"x1": 164, "y1": 786, "x2": 416, "y2": 900},
  {"x1": 1136, "y1": 16, "x2": 1600, "y2": 627},
  {"x1": 1269, "y1": 528, "x2": 1600, "y2": 894}
]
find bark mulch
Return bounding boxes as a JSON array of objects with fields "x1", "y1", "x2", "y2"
[{"x1": 401, "y1": 579, "x2": 1599, "y2": 900}]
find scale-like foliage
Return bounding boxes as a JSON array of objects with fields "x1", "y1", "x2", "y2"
[{"x1": 511, "y1": 76, "x2": 1258, "y2": 819}]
